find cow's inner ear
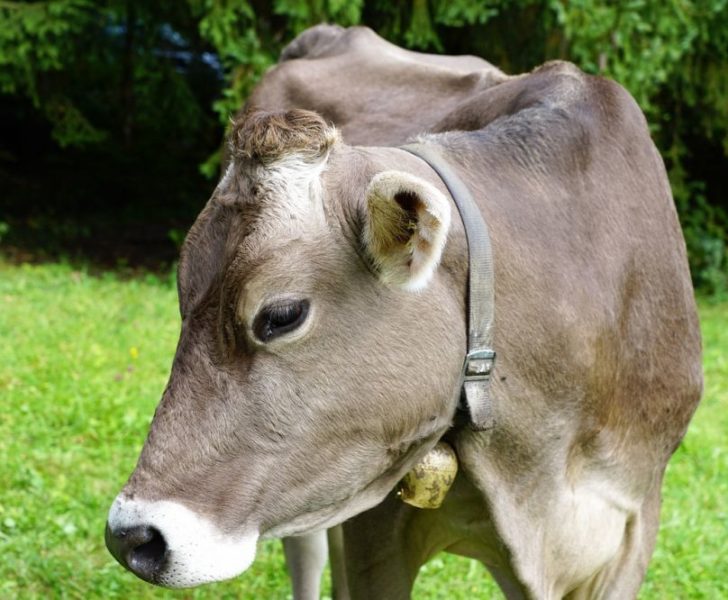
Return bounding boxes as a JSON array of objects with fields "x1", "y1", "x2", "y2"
[{"x1": 363, "y1": 170, "x2": 451, "y2": 291}]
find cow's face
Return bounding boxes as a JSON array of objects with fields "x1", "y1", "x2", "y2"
[{"x1": 105, "y1": 110, "x2": 465, "y2": 587}]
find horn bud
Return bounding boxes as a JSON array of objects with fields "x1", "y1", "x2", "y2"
[{"x1": 397, "y1": 442, "x2": 458, "y2": 509}]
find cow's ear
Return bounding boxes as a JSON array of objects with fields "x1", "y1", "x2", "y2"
[{"x1": 364, "y1": 170, "x2": 451, "y2": 291}]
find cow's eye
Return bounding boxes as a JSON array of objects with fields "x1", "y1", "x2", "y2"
[{"x1": 253, "y1": 299, "x2": 310, "y2": 342}]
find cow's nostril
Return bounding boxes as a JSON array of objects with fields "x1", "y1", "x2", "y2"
[
  {"x1": 106, "y1": 522, "x2": 168, "y2": 583},
  {"x1": 128, "y1": 526, "x2": 167, "y2": 578}
]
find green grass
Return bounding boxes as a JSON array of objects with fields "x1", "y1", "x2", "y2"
[{"x1": 0, "y1": 260, "x2": 725, "y2": 599}]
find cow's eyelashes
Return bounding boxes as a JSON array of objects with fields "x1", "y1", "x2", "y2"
[{"x1": 253, "y1": 300, "x2": 310, "y2": 342}]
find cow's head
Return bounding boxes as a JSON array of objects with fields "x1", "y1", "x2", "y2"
[{"x1": 105, "y1": 109, "x2": 465, "y2": 587}]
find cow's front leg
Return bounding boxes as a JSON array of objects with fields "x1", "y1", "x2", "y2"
[
  {"x1": 342, "y1": 493, "x2": 423, "y2": 600},
  {"x1": 327, "y1": 525, "x2": 351, "y2": 600},
  {"x1": 283, "y1": 531, "x2": 328, "y2": 600}
]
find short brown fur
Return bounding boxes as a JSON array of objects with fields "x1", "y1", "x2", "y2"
[{"x1": 229, "y1": 108, "x2": 338, "y2": 165}]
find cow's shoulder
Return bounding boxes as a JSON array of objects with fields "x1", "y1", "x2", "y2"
[
  {"x1": 434, "y1": 59, "x2": 647, "y2": 156},
  {"x1": 532, "y1": 60, "x2": 648, "y2": 136}
]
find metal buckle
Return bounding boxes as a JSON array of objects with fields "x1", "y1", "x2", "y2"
[{"x1": 463, "y1": 349, "x2": 496, "y2": 382}]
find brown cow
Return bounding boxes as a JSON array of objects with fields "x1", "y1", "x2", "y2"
[{"x1": 106, "y1": 25, "x2": 702, "y2": 599}]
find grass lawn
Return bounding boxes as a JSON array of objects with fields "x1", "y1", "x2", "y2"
[{"x1": 0, "y1": 259, "x2": 725, "y2": 599}]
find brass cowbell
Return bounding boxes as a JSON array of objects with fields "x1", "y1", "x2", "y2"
[{"x1": 397, "y1": 441, "x2": 458, "y2": 509}]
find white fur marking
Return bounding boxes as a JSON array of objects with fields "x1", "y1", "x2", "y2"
[
  {"x1": 262, "y1": 154, "x2": 328, "y2": 226},
  {"x1": 217, "y1": 162, "x2": 235, "y2": 191},
  {"x1": 235, "y1": 153, "x2": 330, "y2": 254},
  {"x1": 108, "y1": 495, "x2": 258, "y2": 588}
]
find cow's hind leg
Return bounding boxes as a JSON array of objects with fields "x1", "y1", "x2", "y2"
[{"x1": 283, "y1": 531, "x2": 328, "y2": 600}]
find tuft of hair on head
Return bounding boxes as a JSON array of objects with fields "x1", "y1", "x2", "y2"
[{"x1": 229, "y1": 108, "x2": 339, "y2": 166}]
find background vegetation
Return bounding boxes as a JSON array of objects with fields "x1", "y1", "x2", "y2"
[
  {"x1": 0, "y1": 0, "x2": 727, "y2": 292},
  {"x1": 1, "y1": 260, "x2": 726, "y2": 598}
]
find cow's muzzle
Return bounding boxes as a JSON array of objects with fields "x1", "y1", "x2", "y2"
[
  {"x1": 105, "y1": 522, "x2": 168, "y2": 583},
  {"x1": 105, "y1": 494, "x2": 259, "y2": 587}
]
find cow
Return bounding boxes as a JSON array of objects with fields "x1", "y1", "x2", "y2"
[{"x1": 105, "y1": 24, "x2": 702, "y2": 599}]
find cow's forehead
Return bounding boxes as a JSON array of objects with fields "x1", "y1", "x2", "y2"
[{"x1": 217, "y1": 153, "x2": 332, "y2": 265}]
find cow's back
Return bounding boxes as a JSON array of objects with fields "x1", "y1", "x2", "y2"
[{"x1": 248, "y1": 25, "x2": 508, "y2": 146}]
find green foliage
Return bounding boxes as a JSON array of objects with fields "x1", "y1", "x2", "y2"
[
  {"x1": 0, "y1": 1, "x2": 216, "y2": 148},
  {"x1": 0, "y1": 259, "x2": 726, "y2": 596},
  {"x1": 191, "y1": 0, "x2": 266, "y2": 129},
  {"x1": 671, "y1": 167, "x2": 728, "y2": 297},
  {"x1": 0, "y1": 1, "x2": 726, "y2": 290},
  {"x1": 0, "y1": 0, "x2": 93, "y2": 99},
  {"x1": 0, "y1": 0, "x2": 101, "y2": 146},
  {"x1": 551, "y1": 0, "x2": 696, "y2": 111},
  {"x1": 0, "y1": 0, "x2": 222, "y2": 260},
  {"x1": 433, "y1": 0, "x2": 498, "y2": 27}
]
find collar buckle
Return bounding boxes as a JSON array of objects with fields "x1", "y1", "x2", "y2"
[{"x1": 463, "y1": 349, "x2": 496, "y2": 382}]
